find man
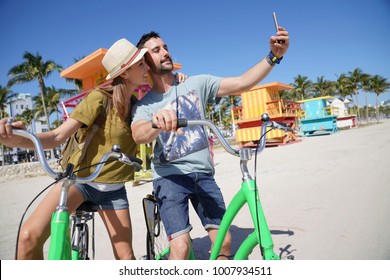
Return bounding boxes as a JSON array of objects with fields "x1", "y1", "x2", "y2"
[{"x1": 132, "y1": 28, "x2": 289, "y2": 259}]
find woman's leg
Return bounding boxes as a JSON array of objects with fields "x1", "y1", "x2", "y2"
[
  {"x1": 98, "y1": 208, "x2": 136, "y2": 260},
  {"x1": 17, "y1": 183, "x2": 84, "y2": 259}
]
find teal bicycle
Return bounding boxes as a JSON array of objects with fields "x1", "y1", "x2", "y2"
[
  {"x1": 143, "y1": 113, "x2": 295, "y2": 260},
  {"x1": 13, "y1": 129, "x2": 143, "y2": 260}
]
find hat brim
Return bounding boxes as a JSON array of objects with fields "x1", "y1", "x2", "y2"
[{"x1": 106, "y1": 48, "x2": 148, "y2": 80}]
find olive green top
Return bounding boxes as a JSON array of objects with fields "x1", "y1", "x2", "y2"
[{"x1": 70, "y1": 88, "x2": 137, "y2": 183}]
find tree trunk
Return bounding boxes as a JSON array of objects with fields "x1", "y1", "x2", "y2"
[
  {"x1": 0, "y1": 144, "x2": 4, "y2": 166},
  {"x1": 37, "y1": 78, "x2": 56, "y2": 158},
  {"x1": 0, "y1": 110, "x2": 4, "y2": 165},
  {"x1": 354, "y1": 91, "x2": 361, "y2": 124},
  {"x1": 365, "y1": 92, "x2": 369, "y2": 123},
  {"x1": 376, "y1": 94, "x2": 380, "y2": 123},
  {"x1": 37, "y1": 77, "x2": 51, "y2": 131}
]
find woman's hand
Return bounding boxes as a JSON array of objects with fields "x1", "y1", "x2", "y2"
[
  {"x1": 175, "y1": 72, "x2": 188, "y2": 83},
  {"x1": 0, "y1": 118, "x2": 26, "y2": 146}
]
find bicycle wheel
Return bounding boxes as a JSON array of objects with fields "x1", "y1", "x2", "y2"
[
  {"x1": 143, "y1": 195, "x2": 170, "y2": 260},
  {"x1": 78, "y1": 222, "x2": 90, "y2": 260},
  {"x1": 71, "y1": 211, "x2": 94, "y2": 260}
]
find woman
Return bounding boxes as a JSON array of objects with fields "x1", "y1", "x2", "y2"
[{"x1": 0, "y1": 38, "x2": 168, "y2": 259}]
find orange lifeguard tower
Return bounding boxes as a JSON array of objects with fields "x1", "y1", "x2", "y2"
[
  {"x1": 231, "y1": 82, "x2": 301, "y2": 146},
  {"x1": 60, "y1": 47, "x2": 182, "y2": 184}
]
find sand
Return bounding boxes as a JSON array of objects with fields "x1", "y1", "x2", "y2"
[{"x1": 1, "y1": 119, "x2": 389, "y2": 260}]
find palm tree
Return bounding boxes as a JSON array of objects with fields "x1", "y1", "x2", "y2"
[
  {"x1": 0, "y1": 85, "x2": 16, "y2": 166},
  {"x1": 0, "y1": 85, "x2": 16, "y2": 118},
  {"x1": 365, "y1": 75, "x2": 390, "y2": 123},
  {"x1": 33, "y1": 86, "x2": 62, "y2": 126},
  {"x1": 312, "y1": 76, "x2": 335, "y2": 97},
  {"x1": 334, "y1": 74, "x2": 353, "y2": 99},
  {"x1": 213, "y1": 95, "x2": 242, "y2": 134},
  {"x1": 361, "y1": 74, "x2": 372, "y2": 123},
  {"x1": 290, "y1": 75, "x2": 313, "y2": 100},
  {"x1": 16, "y1": 107, "x2": 35, "y2": 128},
  {"x1": 346, "y1": 68, "x2": 369, "y2": 123},
  {"x1": 33, "y1": 86, "x2": 62, "y2": 158},
  {"x1": 7, "y1": 51, "x2": 63, "y2": 130},
  {"x1": 279, "y1": 89, "x2": 295, "y2": 100}
]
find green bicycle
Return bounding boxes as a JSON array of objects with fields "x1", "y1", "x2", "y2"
[
  {"x1": 13, "y1": 129, "x2": 143, "y2": 260},
  {"x1": 143, "y1": 113, "x2": 295, "y2": 260}
]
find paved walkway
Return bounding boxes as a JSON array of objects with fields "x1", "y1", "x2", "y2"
[{"x1": 1, "y1": 120, "x2": 389, "y2": 260}]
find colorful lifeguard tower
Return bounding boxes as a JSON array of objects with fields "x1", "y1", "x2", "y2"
[
  {"x1": 328, "y1": 98, "x2": 357, "y2": 128},
  {"x1": 298, "y1": 96, "x2": 338, "y2": 136},
  {"x1": 231, "y1": 82, "x2": 301, "y2": 146},
  {"x1": 60, "y1": 47, "x2": 182, "y2": 184}
]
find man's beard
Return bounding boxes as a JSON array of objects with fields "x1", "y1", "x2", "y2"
[{"x1": 159, "y1": 58, "x2": 173, "y2": 74}]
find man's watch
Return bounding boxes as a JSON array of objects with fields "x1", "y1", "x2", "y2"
[{"x1": 266, "y1": 51, "x2": 283, "y2": 66}]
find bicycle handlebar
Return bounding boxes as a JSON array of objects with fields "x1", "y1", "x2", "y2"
[
  {"x1": 12, "y1": 129, "x2": 144, "y2": 183},
  {"x1": 152, "y1": 113, "x2": 296, "y2": 156}
]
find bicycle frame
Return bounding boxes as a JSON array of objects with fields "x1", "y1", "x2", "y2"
[
  {"x1": 209, "y1": 162, "x2": 280, "y2": 260},
  {"x1": 12, "y1": 129, "x2": 144, "y2": 260},
  {"x1": 49, "y1": 178, "x2": 95, "y2": 260},
  {"x1": 147, "y1": 114, "x2": 292, "y2": 260},
  {"x1": 48, "y1": 177, "x2": 80, "y2": 260}
]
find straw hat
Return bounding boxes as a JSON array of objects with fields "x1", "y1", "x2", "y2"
[{"x1": 102, "y1": 38, "x2": 148, "y2": 80}]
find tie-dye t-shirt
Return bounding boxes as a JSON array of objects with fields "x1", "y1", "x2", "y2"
[{"x1": 132, "y1": 74, "x2": 222, "y2": 178}]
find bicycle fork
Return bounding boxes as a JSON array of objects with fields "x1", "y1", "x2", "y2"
[
  {"x1": 209, "y1": 150, "x2": 280, "y2": 260},
  {"x1": 242, "y1": 179, "x2": 280, "y2": 260}
]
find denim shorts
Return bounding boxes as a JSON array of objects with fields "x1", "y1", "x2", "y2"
[
  {"x1": 74, "y1": 183, "x2": 129, "y2": 210},
  {"x1": 153, "y1": 172, "x2": 227, "y2": 240}
]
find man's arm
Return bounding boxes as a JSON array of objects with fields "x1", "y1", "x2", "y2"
[
  {"x1": 217, "y1": 26, "x2": 289, "y2": 97},
  {"x1": 131, "y1": 120, "x2": 160, "y2": 144},
  {"x1": 131, "y1": 109, "x2": 181, "y2": 144}
]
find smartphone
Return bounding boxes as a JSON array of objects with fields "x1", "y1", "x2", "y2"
[
  {"x1": 272, "y1": 12, "x2": 279, "y2": 32},
  {"x1": 272, "y1": 12, "x2": 284, "y2": 43}
]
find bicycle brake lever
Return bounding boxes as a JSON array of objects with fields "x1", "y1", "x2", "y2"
[
  {"x1": 272, "y1": 121, "x2": 296, "y2": 133},
  {"x1": 119, "y1": 154, "x2": 147, "y2": 172}
]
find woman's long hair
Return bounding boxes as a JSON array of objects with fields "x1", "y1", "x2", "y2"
[{"x1": 100, "y1": 76, "x2": 133, "y2": 123}]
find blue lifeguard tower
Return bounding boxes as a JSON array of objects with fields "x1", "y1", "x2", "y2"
[{"x1": 298, "y1": 96, "x2": 338, "y2": 136}]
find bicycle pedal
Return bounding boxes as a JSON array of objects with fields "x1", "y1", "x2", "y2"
[{"x1": 286, "y1": 255, "x2": 295, "y2": 260}]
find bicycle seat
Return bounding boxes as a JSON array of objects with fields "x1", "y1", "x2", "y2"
[{"x1": 76, "y1": 201, "x2": 98, "y2": 212}]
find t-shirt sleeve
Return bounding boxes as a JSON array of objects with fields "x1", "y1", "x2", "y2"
[
  {"x1": 131, "y1": 98, "x2": 153, "y2": 125},
  {"x1": 70, "y1": 89, "x2": 105, "y2": 128},
  {"x1": 198, "y1": 74, "x2": 222, "y2": 105}
]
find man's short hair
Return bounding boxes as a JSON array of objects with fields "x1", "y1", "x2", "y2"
[{"x1": 137, "y1": 31, "x2": 160, "y2": 48}]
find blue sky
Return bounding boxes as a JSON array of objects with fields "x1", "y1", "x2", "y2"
[{"x1": 1, "y1": 0, "x2": 389, "y2": 107}]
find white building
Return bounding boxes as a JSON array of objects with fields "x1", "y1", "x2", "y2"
[{"x1": 2, "y1": 93, "x2": 50, "y2": 164}]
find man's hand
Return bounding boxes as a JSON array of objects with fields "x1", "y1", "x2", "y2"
[
  {"x1": 152, "y1": 109, "x2": 178, "y2": 132},
  {"x1": 270, "y1": 26, "x2": 289, "y2": 58}
]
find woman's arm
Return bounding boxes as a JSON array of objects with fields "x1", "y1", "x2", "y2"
[{"x1": 0, "y1": 117, "x2": 82, "y2": 149}]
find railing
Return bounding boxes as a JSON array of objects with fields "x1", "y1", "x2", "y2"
[
  {"x1": 300, "y1": 106, "x2": 339, "y2": 119},
  {"x1": 266, "y1": 100, "x2": 301, "y2": 117},
  {"x1": 231, "y1": 106, "x2": 243, "y2": 122}
]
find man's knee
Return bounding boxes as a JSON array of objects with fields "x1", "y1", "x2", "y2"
[{"x1": 169, "y1": 234, "x2": 191, "y2": 260}]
